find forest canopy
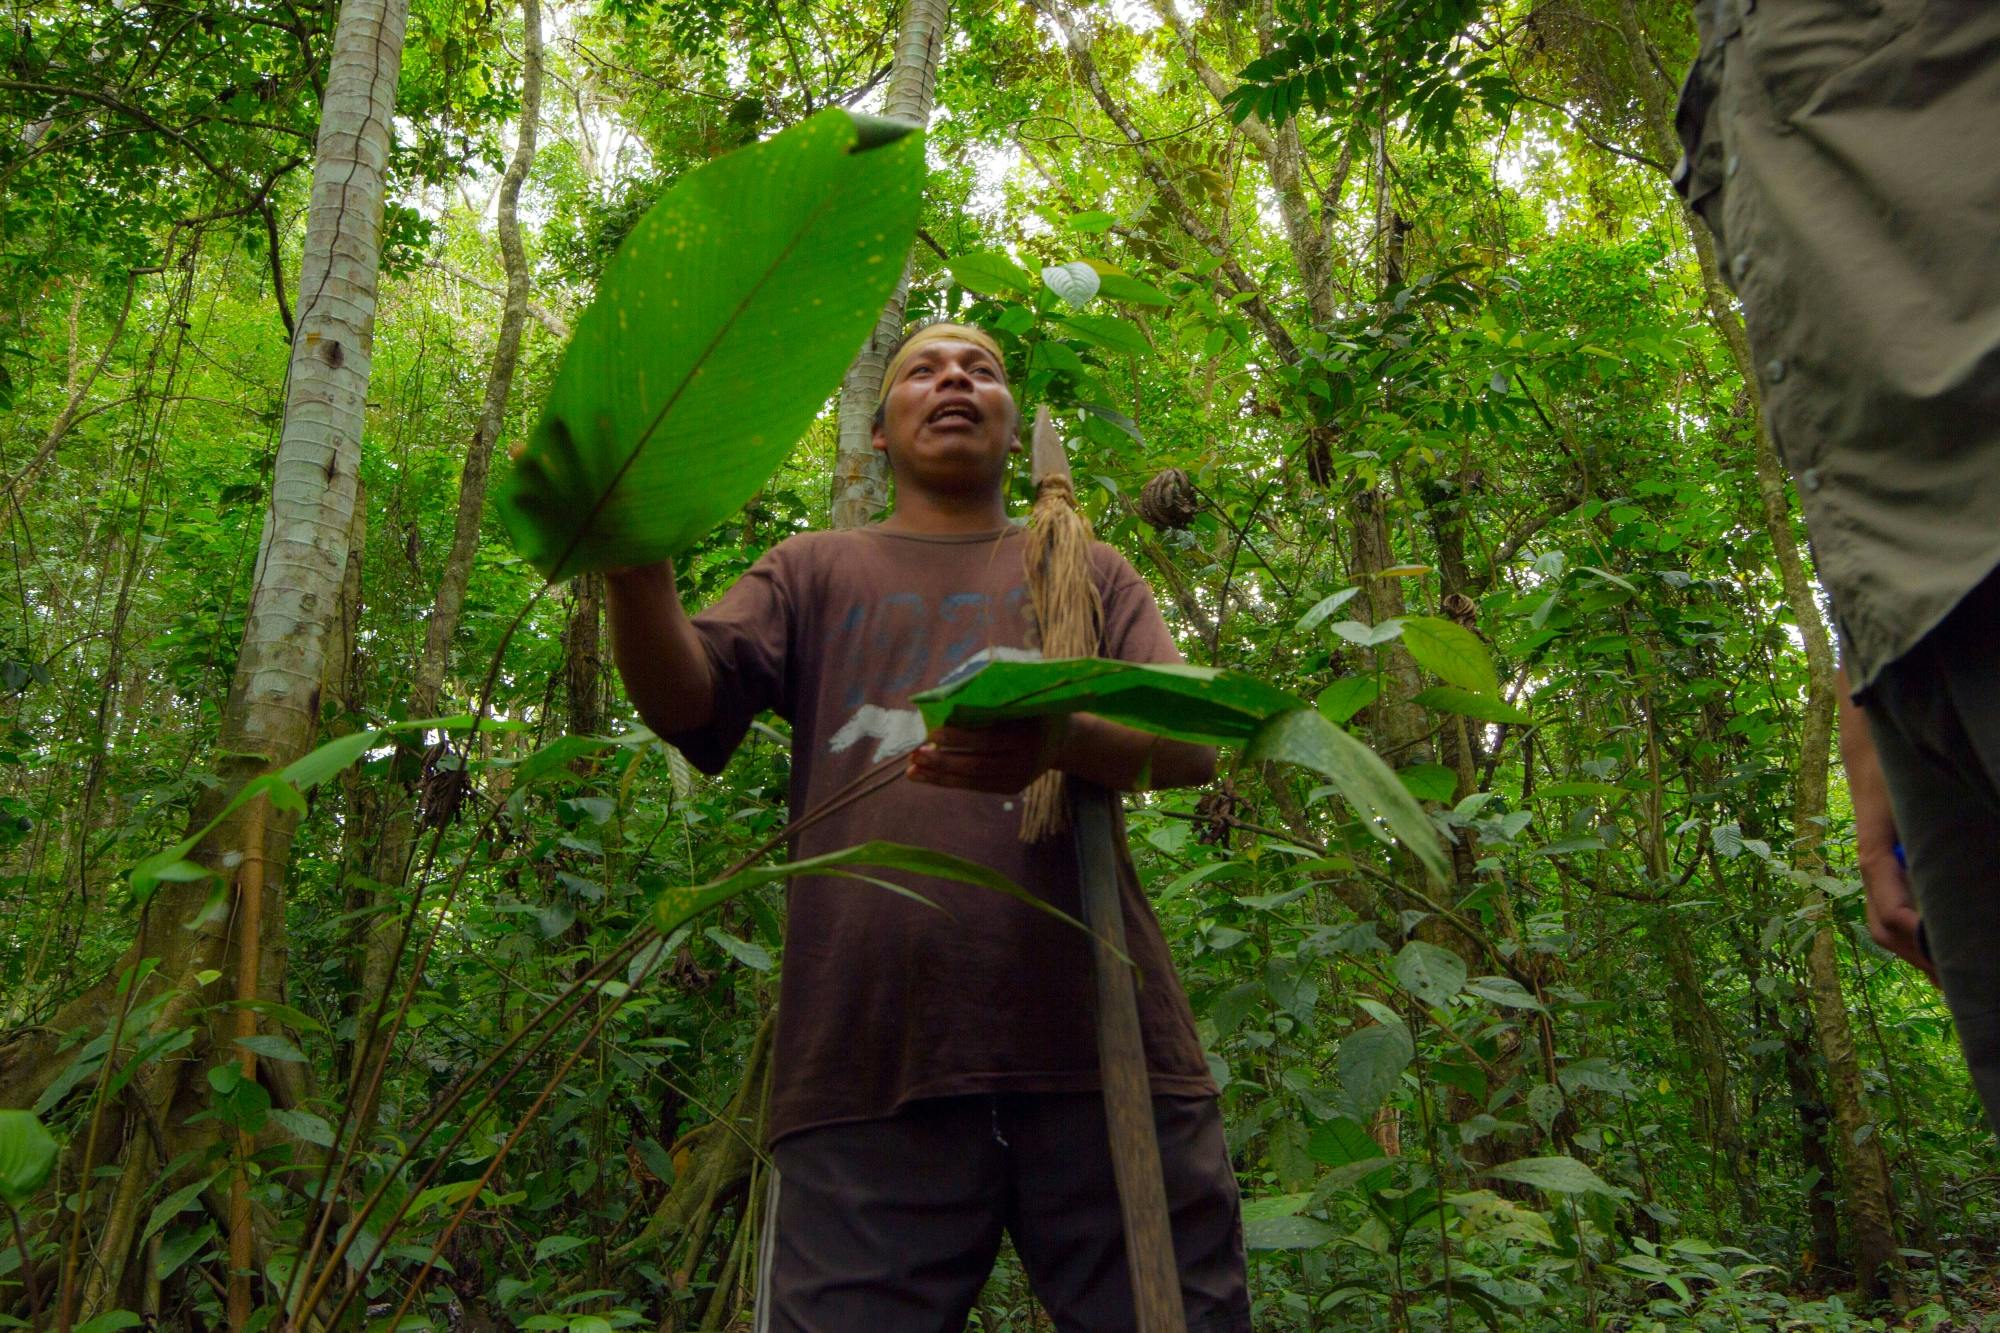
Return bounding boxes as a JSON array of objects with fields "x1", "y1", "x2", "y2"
[{"x1": 1, "y1": 0, "x2": 1993, "y2": 1328}]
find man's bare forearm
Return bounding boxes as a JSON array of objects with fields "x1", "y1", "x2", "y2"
[
  {"x1": 605, "y1": 559, "x2": 716, "y2": 738},
  {"x1": 1836, "y1": 665, "x2": 1899, "y2": 865},
  {"x1": 1054, "y1": 714, "x2": 1216, "y2": 792}
]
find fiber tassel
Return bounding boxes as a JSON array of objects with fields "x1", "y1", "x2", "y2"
[{"x1": 1022, "y1": 406, "x2": 1102, "y2": 841}]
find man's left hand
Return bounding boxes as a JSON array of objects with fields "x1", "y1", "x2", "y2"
[{"x1": 906, "y1": 719, "x2": 1069, "y2": 793}]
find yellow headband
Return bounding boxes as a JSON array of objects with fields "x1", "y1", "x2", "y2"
[{"x1": 879, "y1": 323, "x2": 1008, "y2": 405}]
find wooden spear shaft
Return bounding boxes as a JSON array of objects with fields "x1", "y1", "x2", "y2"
[
  {"x1": 1027, "y1": 406, "x2": 1187, "y2": 1332},
  {"x1": 1071, "y1": 782, "x2": 1188, "y2": 1333}
]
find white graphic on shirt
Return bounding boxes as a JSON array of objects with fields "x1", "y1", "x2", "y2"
[
  {"x1": 828, "y1": 705, "x2": 928, "y2": 762},
  {"x1": 827, "y1": 645, "x2": 1045, "y2": 763}
]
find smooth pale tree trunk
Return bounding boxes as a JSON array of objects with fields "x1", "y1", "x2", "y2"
[
  {"x1": 1613, "y1": 0, "x2": 1905, "y2": 1302},
  {"x1": 828, "y1": 0, "x2": 951, "y2": 529},
  {"x1": 350, "y1": 0, "x2": 544, "y2": 1122},
  {"x1": 3, "y1": 0, "x2": 412, "y2": 1318}
]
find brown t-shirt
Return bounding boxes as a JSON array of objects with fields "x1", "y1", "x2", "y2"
[{"x1": 669, "y1": 524, "x2": 1216, "y2": 1143}]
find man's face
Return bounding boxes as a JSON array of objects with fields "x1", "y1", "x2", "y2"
[{"x1": 872, "y1": 338, "x2": 1020, "y2": 497}]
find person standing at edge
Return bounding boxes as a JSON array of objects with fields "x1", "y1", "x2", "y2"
[
  {"x1": 1672, "y1": 3, "x2": 2000, "y2": 1129},
  {"x1": 604, "y1": 323, "x2": 1253, "y2": 1331}
]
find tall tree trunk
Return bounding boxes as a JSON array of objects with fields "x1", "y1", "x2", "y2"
[
  {"x1": 349, "y1": 0, "x2": 543, "y2": 1116},
  {"x1": 565, "y1": 573, "x2": 605, "y2": 737},
  {"x1": 408, "y1": 0, "x2": 542, "y2": 720},
  {"x1": 1786, "y1": 1023, "x2": 1846, "y2": 1281},
  {"x1": 827, "y1": 0, "x2": 951, "y2": 529},
  {"x1": 5, "y1": 0, "x2": 412, "y2": 1317},
  {"x1": 1612, "y1": 0, "x2": 1905, "y2": 1302}
]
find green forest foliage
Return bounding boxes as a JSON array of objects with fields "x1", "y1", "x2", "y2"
[{"x1": 1, "y1": 0, "x2": 1995, "y2": 1328}]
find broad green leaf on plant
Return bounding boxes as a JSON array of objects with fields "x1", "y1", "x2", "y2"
[
  {"x1": 407, "y1": 1179, "x2": 481, "y2": 1220},
  {"x1": 1413, "y1": 686, "x2": 1530, "y2": 726},
  {"x1": 495, "y1": 110, "x2": 926, "y2": 579},
  {"x1": 1400, "y1": 615, "x2": 1499, "y2": 696},
  {"x1": 0, "y1": 1109, "x2": 57, "y2": 1205},
  {"x1": 268, "y1": 1107, "x2": 335, "y2": 1147},
  {"x1": 1297, "y1": 586, "x2": 1360, "y2": 631},
  {"x1": 1398, "y1": 762, "x2": 1457, "y2": 804},
  {"x1": 533, "y1": 1234, "x2": 589, "y2": 1264},
  {"x1": 1485, "y1": 1155, "x2": 1632, "y2": 1199},
  {"x1": 141, "y1": 1174, "x2": 220, "y2": 1243},
  {"x1": 1243, "y1": 1212, "x2": 1339, "y2": 1250},
  {"x1": 1392, "y1": 939, "x2": 1467, "y2": 1008},
  {"x1": 279, "y1": 730, "x2": 380, "y2": 791},
  {"x1": 1077, "y1": 401, "x2": 1146, "y2": 443},
  {"x1": 508, "y1": 734, "x2": 619, "y2": 786},
  {"x1": 1244, "y1": 709, "x2": 1449, "y2": 883},
  {"x1": 1558, "y1": 1057, "x2": 1637, "y2": 1098},
  {"x1": 1065, "y1": 210, "x2": 1116, "y2": 233},
  {"x1": 233, "y1": 1034, "x2": 307, "y2": 1063},
  {"x1": 153, "y1": 1222, "x2": 217, "y2": 1282},
  {"x1": 73, "y1": 1315, "x2": 143, "y2": 1333},
  {"x1": 1095, "y1": 273, "x2": 1173, "y2": 307},
  {"x1": 1448, "y1": 1191, "x2": 1557, "y2": 1248},
  {"x1": 1061, "y1": 313, "x2": 1151, "y2": 357},
  {"x1": 1464, "y1": 975, "x2": 1545, "y2": 1011},
  {"x1": 1034, "y1": 340, "x2": 1088, "y2": 376},
  {"x1": 1335, "y1": 1023, "x2": 1413, "y2": 1122},
  {"x1": 1042, "y1": 261, "x2": 1099, "y2": 305},
  {"x1": 1316, "y1": 676, "x2": 1378, "y2": 724},
  {"x1": 1526, "y1": 1082, "x2": 1565, "y2": 1132},
  {"x1": 1239, "y1": 1192, "x2": 1310, "y2": 1222},
  {"x1": 704, "y1": 927, "x2": 773, "y2": 971},
  {"x1": 912, "y1": 658, "x2": 1306, "y2": 746},
  {"x1": 1308, "y1": 1116, "x2": 1394, "y2": 1192},
  {"x1": 1329, "y1": 617, "x2": 1404, "y2": 647},
  {"x1": 945, "y1": 250, "x2": 1035, "y2": 295},
  {"x1": 652, "y1": 840, "x2": 1117, "y2": 961},
  {"x1": 1533, "y1": 836, "x2": 1606, "y2": 856}
]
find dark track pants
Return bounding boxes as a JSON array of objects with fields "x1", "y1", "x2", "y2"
[
  {"x1": 755, "y1": 1092, "x2": 1252, "y2": 1333},
  {"x1": 1860, "y1": 569, "x2": 2000, "y2": 1134}
]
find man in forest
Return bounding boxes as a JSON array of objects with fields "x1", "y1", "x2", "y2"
[
  {"x1": 1673, "y1": 7, "x2": 2000, "y2": 1130},
  {"x1": 604, "y1": 323, "x2": 1253, "y2": 1331}
]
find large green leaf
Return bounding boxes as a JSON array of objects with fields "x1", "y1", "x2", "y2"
[
  {"x1": 496, "y1": 110, "x2": 926, "y2": 579},
  {"x1": 1400, "y1": 615, "x2": 1499, "y2": 696},
  {"x1": 0, "y1": 1109, "x2": 56, "y2": 1205},
  {"x1": 1334, "y1": 1023, "x2": 1413, "y2": 1121},
  {"x1": 1392, "y1": 939, "x2": 1467, "y2": 1008},
  {"x1": 912, "y1": 658, "x2": 1305, "y2": 746},
  {"x1": 1413, "y1": 686, "x2": 1529, "y2": 725},
  {"x1": 945, "y1": 250, "x2": 1035, "y2": 295},
  {"x1": 1242, "y1": 1212, "x2": 1339, "y2": 1250},
  {"x1": 1485, "y1": 1155, "x2": 1632, "y2": 1199},
  {"x1": 915, "y1": 659, "x2": 1445, "y2": 878},
  {"x1": 1243, "y1": 709, "x2": 1449, "y2": 883},
  {"x1": 1061, "y1": 313, "x2": 1151, "y2": 356},
  {"x1": 1308, "y1": 1116, "x2": 1395, "y2": 1192}
]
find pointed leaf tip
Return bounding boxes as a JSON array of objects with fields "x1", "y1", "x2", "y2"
[{"x1": 846, "y1": 112, "x2": 921, "y2": 151}]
